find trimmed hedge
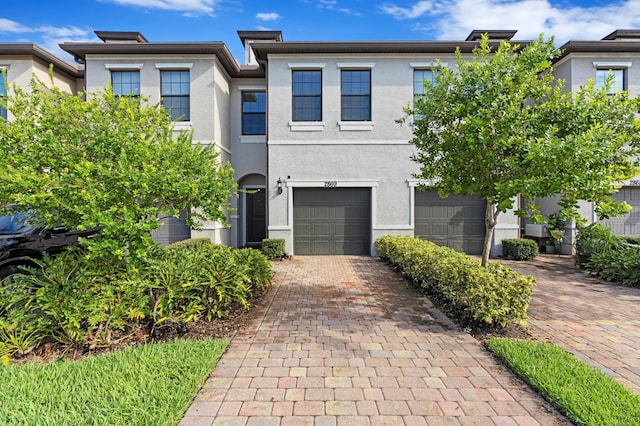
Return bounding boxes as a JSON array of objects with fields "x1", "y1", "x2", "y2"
[
  {"x1": 502, "y1": 238, "x2": 539, "y2": 261},
  {"x1": 261, "y1": 238, "x2": 286, "y2": 259},
  {"x1": 375, "y1": 236, "x2": 536, "y2": 327},
  {"x1": 165, "y1": 238, "x2": 212, "y2": 250}
]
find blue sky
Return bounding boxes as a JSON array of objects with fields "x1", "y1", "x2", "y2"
[{"x1": 1, "y1": 0, "x2": 639, "y2": 64}]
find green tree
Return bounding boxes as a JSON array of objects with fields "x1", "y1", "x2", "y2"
[
  {"x1": 0, "y1": 75, "x2": 237, "y2": 265},
  {"x1": 404, "y1": 34, "x2": 640, "y2": 266}
]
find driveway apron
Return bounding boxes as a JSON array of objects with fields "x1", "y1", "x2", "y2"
[{"x1": 182, "y1": 256, "x2": 568, "y2": 426}]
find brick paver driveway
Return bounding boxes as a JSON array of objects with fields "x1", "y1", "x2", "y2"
[
  {"x1": 182, "y1": 256, "x2": 568, "y2": 425},
  {"x1": 501, "y1": 255, "x2": 640, "y2": 395}
]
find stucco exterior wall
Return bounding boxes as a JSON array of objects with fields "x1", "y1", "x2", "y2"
[
  {"x1": 83, "y1": 53, "x2": 234, "y2": 245},
  {"x1": 264, "y1": 50, "x2": 521, "y2": 255}
]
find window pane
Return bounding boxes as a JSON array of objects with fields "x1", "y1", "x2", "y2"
[
  {"x1": 161, "y1": 71, "x2": 190, "y2": 95},
  {"x1": 0, "y1": 72, "x2": 7, "y2": 119},
  {"x1": 161, "y1": 70, "x2": 190, "y2": 121},
  {"x1": 242, "y1": 91, "x2": 266, "y2": 135},
  {"x1": 413, "y1": 70, "x2": 434, "y2": 95},
  {"x1": 596, "y1": 69, "x2": 624, "y2": 93},
  {"x1": 242, "y1": 114, "x2": 266, "y2": 135},
  {"x1": 293, "y1": 96, "x2": 321, "y2": 121},
  {"x1": 341, "y1": 95, "x2": 370, "y2": 121},
  {"x1": 242, "y1": 91, "x2": 266, "y2": 113},
  {"x1": 292, "y1": 70, "x2": 322, "y2": 122},
  {"x1": 112, "y1": 71, "x2": 140, "y2": 96},
  {"x1": 341, "y1": 70, "x2": 371, "y2": 121},
  {"x1": 293, "y1": 70, "x2": 321, "y2": 95},
  {"x1": 162, "y1": 96, "x2": 190, "y2": 121},
  {"x1": 341, "y1": 70, "x2": 370, "y2": 95}
]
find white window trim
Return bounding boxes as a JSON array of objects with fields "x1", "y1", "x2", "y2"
[
  {"x1": 289, "y1": 121, "x2": 325, "y2": 132},
  {"x1": 338, "y1": 121, "x2": 374, "y2": 131},
  {"x1": 105, "y1": 63, "x2": 144, "y2": 70},
  {"x1": 238, "y1": 85, "x2": 266, "y2": 91},
  {"x1": 155, "y1": 62, "x2": 194, "y2": 69},
  {"x1": 0, "y1": 65, "x2": 9, "y2": 71},
  {"x1": 288, "y1": 63, "x2": 326, "y2": 69},
  {"x1": 337, "y1": 62, "x2": 375, "y2": 69},
  {"x1": 410, "y1": 62, "x2": 448, "y2": 68},
  {"x1": 240, "y1": 135, "x2": 267, "y2": 144},
  {"x1": 592, "y1": 61, "x2": 632, "y2": 69}
]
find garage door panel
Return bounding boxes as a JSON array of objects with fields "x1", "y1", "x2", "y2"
[
  {"x1": 314, "y1": 207, "x2": 330, "y2": 220},
  {"x1": 415, "y1": 190, "x2": 486, "y2": 255},
  {"x1": 313, "y1": 223, "x2": 330, "y2": 236},
  {"x1": 294, "y1": 188, "x2": 371, "y2": 255},
  {"x1": 601, "y1": 187, "x2": 640, "y2": 236}
]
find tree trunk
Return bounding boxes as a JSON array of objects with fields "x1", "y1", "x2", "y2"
[{"x1": 481, "y1": 201, "x2": 499, "y2": 267}]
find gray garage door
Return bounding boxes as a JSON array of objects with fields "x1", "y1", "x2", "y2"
[
  {"x1": 294, "y1": 188, "x2": 371, "y2": 255},
  {"x1": 151, "y1": 211, "x2": 191, "y2": 246},
  {"x1": 600, "y1": 187, "x2": 640, "y2": 236},
  {"x1": 415, "y1": 191, "x2": 486, "y2": 254}
]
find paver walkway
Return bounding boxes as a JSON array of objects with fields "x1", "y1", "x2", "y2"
[
  {"x1": 181, "y1": 256, "x2": 569, "y2": 425},
  {"x1": 501, "y1": 255, "x2": 640, "y2": 395}
]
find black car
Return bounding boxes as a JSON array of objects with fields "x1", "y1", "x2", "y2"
[{"x1": 0, "y1": 212, "x2": 99, "y2": 280}]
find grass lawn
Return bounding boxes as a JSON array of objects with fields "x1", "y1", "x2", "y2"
[
  {"x1": 486, "y1": 337, "x2": 640, "y2": 426},
  {"x1": 0, "y1": 338, "x2": 227, "y2": 425}
]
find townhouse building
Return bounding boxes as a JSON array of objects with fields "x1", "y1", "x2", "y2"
[
  {"x1": 1, "y1": 29, "x2": 639, "y2": 256},
  {"x1": 546, "y1": 29, "x2": 640, "y2": 239}
]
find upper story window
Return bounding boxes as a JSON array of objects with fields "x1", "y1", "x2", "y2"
[
  {"x1": 111, "y1": 70, "x2": 140, "y2": 96},
  {"x1": 292, "y1": 70, "x2": 322, "y2": 121},
  {"x1": 0, "y1": 69, "x2": 7, "y2": 120},
  {"x1": 242, "y1": 91, "x2": 266, "y2": 135},
  {"x1": 413, "y1": 69, "x2": 435, "y2": 99},
  {"x1": 160, "y1": 70, "x2": 190, "y2": 121},
  {"x1": 595, "y1": 69, "x2": 625, "y2": 93},
  {"x1": 341, "y1": 70, "x2": 371, "y2": 121},
  {"x1": 592, "y1": 62, "x2": 631, "y2": 95}
]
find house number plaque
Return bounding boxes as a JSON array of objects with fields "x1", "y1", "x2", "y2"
[{"x1": 324, "y1": 181, "x2": 338, "y2": 188}]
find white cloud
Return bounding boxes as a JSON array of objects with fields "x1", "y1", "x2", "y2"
[
  {"x1": 104, "y1": 0, "x2": 217, "y2": 15},
  {"x1": 317, "y1": 0, "x2": 360, "y2": 15},
  {"x1": 256, "y1": 12, "x2": 280, "y2": 21},
  {"x1": 383, "y1": 0, "x2": 640, "y2": 45},
  {"x1": 380, "y1": 1, "x2": 432, "y2": 19},
  {"x1": 4, "y1": 22, "x2": 97, "y2": 61},
  {"x1": 0, "y1": 18, "x2": 33, "y2": 33}
]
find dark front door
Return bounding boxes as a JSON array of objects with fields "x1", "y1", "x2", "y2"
[{"x1": 246, "y1": 189, "x2": 266, "y2": 244}]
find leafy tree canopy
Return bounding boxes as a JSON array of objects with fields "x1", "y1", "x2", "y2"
[
  {"x1": 403, "y1": 34, "x2": 640, "y2": 265},
  {"x1": 0, "y1": 73, "x2": 237, "y2": 265}
]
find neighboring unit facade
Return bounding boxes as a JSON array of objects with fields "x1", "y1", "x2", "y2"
[
  {"x1": 1, "y1": 29, "x2": 639, "y2": 257},
  {"x1": 538, "y1": 29, "x2": 640, "y2": 247},
  {"x1": 0, "y1": 43, "x2": 83, "y2": 119}
]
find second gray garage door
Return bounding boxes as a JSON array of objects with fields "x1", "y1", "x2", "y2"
[
  {"x1": 415, "y1": 190, "x2": 486, "y2": 254},
  {"x1": 294, "y1": 188, "x2": 371, "y2": 255},
  {"x1": 600, "y1": 187, "x2": 640, "y2": 236}
]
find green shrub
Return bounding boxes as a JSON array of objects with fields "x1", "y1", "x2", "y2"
[
  {"x1": 375, "y1": 235, "x2": 535, "y2": 327},
  {"x1": 588, "y1": 248, "x2": 640, "y2": 287},
  {"x1": 575, "y1": 223, "x2": 627, "y2": 256},
  {"x1": 624, "y1": 236, "x2": 640, "y2": 246},
  {"x1": 145, "y1": 243, "x2": 273, "y2": 324},
  {"x1": 261, "y1": 238, "x2": 286, "y2": 259},
  {"x1": 502, "y1": 239, "x2": 539, "y2": 261},
  {"x1": 0, "y1": 242, "x2": 274, "y2": 357},
  {"x1": 0, "y1": 250, "x2": 149, "y2": 349},
  {"x1": 165, "y1": 238, "x2": 212, "y2": 250}
]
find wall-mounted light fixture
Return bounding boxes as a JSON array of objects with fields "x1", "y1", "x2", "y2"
[{"x1": 277, "y1": 177, "x2": 283, "y2": 195}]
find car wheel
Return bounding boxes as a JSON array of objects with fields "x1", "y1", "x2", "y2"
[{"x1": 0, "y1": 264, "x2": 30, "y2": 282}]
